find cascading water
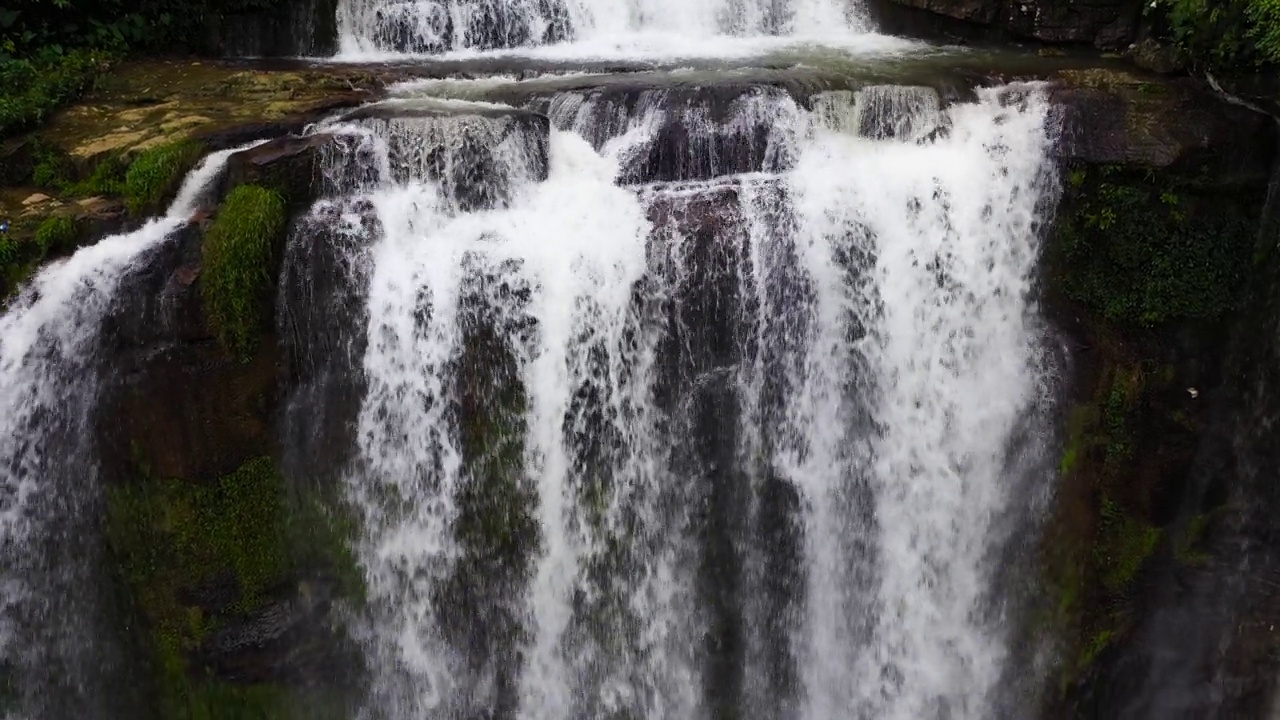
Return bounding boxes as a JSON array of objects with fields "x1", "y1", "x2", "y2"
[
  {"x1": 313, "y1": 73, "x2": 1059, "y2": 718},
  {"x1": 335, "y1": 0, "x2": 875, "y2": 55},
  {"x1": 0, "y1": 0, "x2": 1069, "y2": 713},
  {"x1": 0, "y1": 145, "x2": 260, "y2": 720}
]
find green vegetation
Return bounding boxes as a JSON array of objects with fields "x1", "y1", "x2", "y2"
[
  {"x1": 1174, "y1": 513, "x2": 1214, "y2": 566},
  {"x1": 1055, "y1": 165, "x2": 1254, "y2": 328},
  {"x1": 125, "y1": 139, "x2": 204, "y2": 214},
  {"x1": 1096, "y1": 497, "x2": 1162, "y2": 592},
  {"x1": 1039, "y1": 161, "x2": 1253, "y2": 697},
  {"x1": 2, "y1": 0, "x2": 329, "y2": 139},
  {"x1": 30, "y1": 143, "x2": 74, "y2": 189},
  {"x1": 106, "y1": 455, "x2": 360, "y2": 719},
  {"x1": 201, "y1": 185, "x2": 288, "y2": 357},
  {"x1": 34, "y1": 215, "x2": 76, "y2": 254},
  {"x1": 1150, "y1": 0, "x2": 1280, "y2": 69},
  {"x1": 0, "y1": 48, "x2": 113, "y2": 138}
]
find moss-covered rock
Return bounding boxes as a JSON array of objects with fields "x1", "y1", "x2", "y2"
[
  {"x1": 106, "y1": 455, "x2": 361, "y2": 720},
  {"x1": 201, "y1": 184, "x2": 288, "y2": 358},
  {"x1": 1037, "y1": 146, "x2": 1271, "y2": 707},
  {"x1": 1052, "y1": 164, "x2": 1258, "y2": 328}
]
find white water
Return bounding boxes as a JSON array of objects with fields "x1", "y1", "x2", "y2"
[
  {"x1": 0, "y1": 143, "x2": 258, "y2": 720},
  {"x1": 331, "y1": 69, "x2": 1058, "y2": 718},
  {"x1": 333, "y1": 0, "x2": 922, "y2": 59}
]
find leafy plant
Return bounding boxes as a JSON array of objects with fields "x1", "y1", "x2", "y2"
[
  {"x1": 1150, "y1": 0, "x2": 1280, "y2": 68},
  {"x1": 34, "y1": 215, "x2": 75, "y2": 254}
]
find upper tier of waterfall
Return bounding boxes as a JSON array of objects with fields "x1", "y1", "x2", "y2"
[{"x1": 334, "y1": 0, "x2": 921, "y2": 58}]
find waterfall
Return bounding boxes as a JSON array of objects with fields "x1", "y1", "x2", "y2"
[
  {"x1": 318, "y1": 78, "x2": 1058, "y2": 720},
  {"x1": 0, "y1": 0, "x2": 1067, "y2": 714},
  {"x1": 0, "y1": 144, "x2": 260, "y2": 720},
  {"x1": 335, "y1": 0, "x2": 882, "y2": 56}
]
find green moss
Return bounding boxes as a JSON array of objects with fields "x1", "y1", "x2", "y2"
[
  {"x1": 106, "y1": 458, "x2": 288, "y2": 653},
  {"x1": 201, "y1": 185, "x2": 288, "y2": 358},
  {"x1": 34, "y1": 215, "x2": 76, "y2": 255},
  {"x1": 1079, "y1": 629, "x2": 1115, "y2": 670},
  {"x1": 124, "y1": 139, "x2": 204, "y2": 214},
  {"x1": 1175, "y1": 513, "x2": 1213, "y2": 566},
  {"x1": 1103, "y1": 367, "x2": 1144, "y2": 465},
  {"x1": 1055, "y1": 165, "x2": 1254, "y2": 328},
  {"x1": 106, "y1": 455, "x2": 361, "y2": 719},
  {"x1": 1096, "y1": 497, "x2": 1162, "y2": 592},
  {"x1": 176, "y1": 683, "x2": 354, "y2": 720},
  {"x1": 2, "y1": 216, "x2": 71, "y2": 300}
]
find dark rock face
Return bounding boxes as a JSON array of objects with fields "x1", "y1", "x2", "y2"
[
  {"x1": 96, "y1": 223, "x2": 280, "y2": 484},
  {"x1": 866, "y1": 0, "x2": 1143, "y2": 49},
  {"x1": 1050, "y1": 68, "x2": 1277, "y2": 183},
  {"x1": 643, "y1": 182, "x2": 806, "y2": 720},
  {"x1": 1066, "y1": 150, "x2": 1280, "y2": 720},
  {"x1": 1038, "y1": 66, "x2": 1280, "y2": 718},
  {"x1": 219, "y1": 0, "x2": 341, "y2": 57},
  {"x1": 224, "y1": 133, "x2": 335, "y2": 210}
]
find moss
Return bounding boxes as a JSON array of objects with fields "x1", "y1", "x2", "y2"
[
  {"x1": 124, "y1": 139, "x2": 204, "y2": 214},
  {"x1": 1096, "y1": 497, "x2": 1162, "y2": 593},
  {"x1": 1175, "y1": 513, "x2": 1213, "y2": 566},
  {"x1": 201, "y1": 185, "x2": 288, "y2": 358},
  {"x1": 106, "y1": 455, "x2": 361, "y2": 719},
  {"x1": 2, "y1": 215, "x2": 74, "y2": 300},
  {"x1": 34, "y1": 215, "x2": 76, "y2": 255},
  {"x1": 1054, "y1": 165, "x2": 1255, "y2": 328},
  {"x1": 1079, "y1": 629, "x2": 1116, "y2": 670},
  {"x1": 175, "y1": 683, "x2": 354, "y2": 720}
]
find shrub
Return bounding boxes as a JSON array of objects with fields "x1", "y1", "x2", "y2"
[
  {"x1": 1152, "y1": 0, "x2": 1280, "y2": 69},
  {"x1": 201, "y1": 184, "x2": 287, "y2": 357},
  {"x1": 34, "y1": 215, "x2": 75, "y2": 254},
  {"x1": 0, "y1": 50, "x2": 112, "y2": 138}
]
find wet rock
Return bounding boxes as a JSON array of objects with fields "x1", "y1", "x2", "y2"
[
  {"x1": 340, "y1": 103, "x2": 552, "y2": 209},
  {"x1": 21, "y1": 193, "x2": 50, "y2": 206},
  {"x1": 1128, "y1": 38, "x2": 1183, "y2": 75},
  {"x1": 1051, "y1": 68, "x2": 1276, "y2": 183},
  {"x1": 224, "y1": 133, "x2": 335, "y2": 210},
  {"x1": 95, "y1": 221, "x2": 279, "y2": 483},
  {"x1": 201, "y1": 581, "x2": 351, "y2": 685},
  {"x1": 866, "y1": 0, "x2": 1143, "y2": 50}
]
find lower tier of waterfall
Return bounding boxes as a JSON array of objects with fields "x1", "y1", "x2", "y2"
[
  {"x1": 313, "y1": 81, "x2": 1060, "y2": 720},
  {"x1": 0, "y1": 69, "x2": 1061, "y2": 720}
]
